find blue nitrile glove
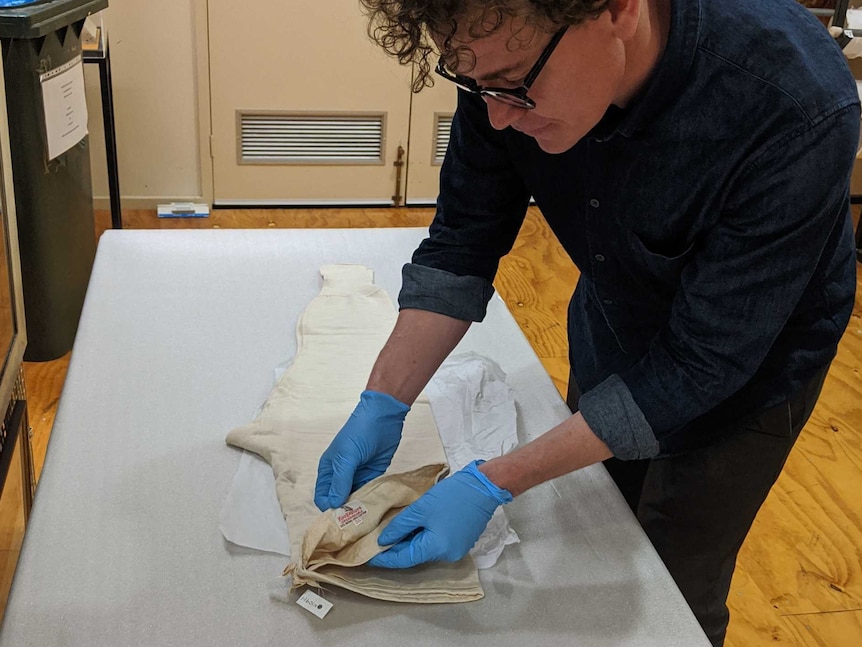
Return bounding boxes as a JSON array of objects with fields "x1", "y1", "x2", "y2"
[
  {"x1": 368, "y1": 460, "x2": 513, "y2": 569},
  {"x1": 313, "y1": 390, "x2": 410, "y2": 511}
]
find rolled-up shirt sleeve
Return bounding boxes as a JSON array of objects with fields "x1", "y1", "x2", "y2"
[
  {"x1": 579, "y1": 375, "x2": 659, "y2": 460},
  {"x1": 399, "y1": 263, "x2": 495, "y2": 322},
  {"x1": 580, "y1": 103, "x2": 860, "y2": 459},
  {"x1": 397, "y1": 90, "x2": 531, "y2": 322}
]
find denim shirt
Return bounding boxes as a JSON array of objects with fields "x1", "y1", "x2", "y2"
[{"x1": 398, "y1": 0, "x2": 860, "y2": 458}]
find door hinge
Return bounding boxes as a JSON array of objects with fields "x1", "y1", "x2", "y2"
[
  {"x1": 392, "y1": 145, "x2": 405, "y2": 207},
  {"x1": 209, "y1": 134, "x2": 215, "y2": 159}
]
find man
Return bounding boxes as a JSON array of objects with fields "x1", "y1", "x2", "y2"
[{"x1": 314, "y1": 1, "x2": 859, "y2": 644}]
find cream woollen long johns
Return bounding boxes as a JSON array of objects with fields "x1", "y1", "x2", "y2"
[{"x1": 225, "y1": 265, "x2": 484, "y2": 603}]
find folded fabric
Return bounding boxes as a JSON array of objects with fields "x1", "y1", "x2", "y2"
[
  {"x1": 226, "y1": 265, "x2": 484, "y2": 603},
  {"x1": 219, "y1": 351, "x2": 521, "y2": 568},
  {"x1": 285, "y1": 464, "x2": 483, "y2": 603}
]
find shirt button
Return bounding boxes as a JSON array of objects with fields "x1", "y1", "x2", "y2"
[
  {"x1": 602, "y1": 299, "x2": 614, "y2": 305},
  {"x1": 594, "y1": 254, "x2": 606, "y2": 262},
  {"x1": 589, "y1": 199, "x2": 600, "y2": 208}
]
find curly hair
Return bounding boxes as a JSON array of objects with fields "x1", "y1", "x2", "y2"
[{"x1": 359, "y1": 1, "x2": 611, "y2": 91}]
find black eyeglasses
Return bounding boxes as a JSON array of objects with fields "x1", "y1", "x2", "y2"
[{"x1": 434, "y1": 26, "x2": 568, "y2": 109}]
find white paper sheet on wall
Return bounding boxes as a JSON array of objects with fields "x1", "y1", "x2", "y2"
[{"x1": 39, "y1": 56, "x2": 89, "y2": 161}]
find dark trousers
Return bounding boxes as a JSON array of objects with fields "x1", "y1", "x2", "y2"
[{"x1": 567, "y1": 365, "x2": 829, "y2": 647}]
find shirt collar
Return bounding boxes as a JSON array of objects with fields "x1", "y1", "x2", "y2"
[{"x1": 589, "y1": 0, "x2": 702, "y2": 142}]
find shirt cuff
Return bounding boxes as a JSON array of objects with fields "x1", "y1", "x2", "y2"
[
  {"x1": 398, "y1": 263, "x2": 495, "y2": 322},
  {"x1": 578, "y1": 374, "x2": 660, "y2": 460}
]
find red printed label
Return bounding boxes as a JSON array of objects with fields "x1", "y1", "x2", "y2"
[{"x1": 334, "y1": 504, "x2": 368, "y2": 529}]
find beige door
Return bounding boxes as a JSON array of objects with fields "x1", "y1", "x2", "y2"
[
  {"x1": 404, "y1": 76, "x2": 457, "y2": 206},
  {"x1": 207, "y1": 0, "x2": 414, "y2": 205}
]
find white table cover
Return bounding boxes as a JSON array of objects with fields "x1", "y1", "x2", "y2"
[{"x1": 0, "y1": 229, "x2": 709, "y2": 646}]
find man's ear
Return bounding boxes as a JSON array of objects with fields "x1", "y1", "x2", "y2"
[{"x1": 608, "y1": 0, "x2": 641, "y2": 41}]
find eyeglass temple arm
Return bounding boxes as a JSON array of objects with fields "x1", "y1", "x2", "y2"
[{"x1": 523, "y1": 26, "x2": 569, "y2": 86}]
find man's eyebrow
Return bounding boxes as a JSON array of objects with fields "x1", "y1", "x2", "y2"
[{"x1": 475, "y1": 63, "x2": 525, "y2": 83}]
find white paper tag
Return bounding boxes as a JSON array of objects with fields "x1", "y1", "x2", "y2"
[
  {"x1": 333, "y1": 503, "x2": 368, "y2": 529},
  {"x1": 296, "y1": 589, "x2": 333, "y2": 619}
]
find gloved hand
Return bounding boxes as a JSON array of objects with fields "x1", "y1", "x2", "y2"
[
  {"x1": 313, "y1": 390, "x2": 410, "y2": 511},
  {"x1": 368, "y1": 460, "x2": 513, "y2": 569}
]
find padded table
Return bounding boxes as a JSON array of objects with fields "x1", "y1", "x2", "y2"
[{"x1": 0, "y1": 229, "x2": 709, "y2": 646}]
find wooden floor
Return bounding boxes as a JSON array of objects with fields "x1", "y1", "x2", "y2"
[{"x1": 2, "y1": 206, "x2": 860, "y2": 645}]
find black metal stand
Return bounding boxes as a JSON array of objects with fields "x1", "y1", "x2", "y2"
[
  {"x1": 852, "y1": 195, "x2": 862, "y2": 262},
  {"x1": 83, "y1": 38, "x2": 121, "y2": 229}
]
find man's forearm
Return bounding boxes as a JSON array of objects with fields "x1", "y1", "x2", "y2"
[
  {"x1": 366, "y1": 308, "x2": 471, "y2": 405},
  {"x1": 479, "y1": 411, "x2": 613, "y2": 497},
  {"x1": 368, "y1": 308, "x2": 612, "y2": 498}
]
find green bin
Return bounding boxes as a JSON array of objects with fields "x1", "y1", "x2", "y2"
[{"x1": 0, "y1": 0, "x2": 108, "y2": 360}]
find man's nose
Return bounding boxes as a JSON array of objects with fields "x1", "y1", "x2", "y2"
[{"x1": 485, "y1": 98, "x2": 524, "y2": 130}]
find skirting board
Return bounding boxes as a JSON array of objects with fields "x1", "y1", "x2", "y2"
[{"x1": 93, "y1": 196, "x2": 207, "y2": 210}]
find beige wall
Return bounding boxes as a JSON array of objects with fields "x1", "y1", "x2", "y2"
[
  {"x1": 83, "y1": 3, "x2": 862, "y2": 208},
  {"x1": 85, "y1": 0, "x2": 205, "y2": 208}
]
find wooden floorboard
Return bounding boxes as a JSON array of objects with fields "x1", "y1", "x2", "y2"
[
  {"x1": 781, "y1": 610, "x2": 862, "y2": 646},
  {"x1": 1, "y1": 206, "x2": 859, "y2": 646}
]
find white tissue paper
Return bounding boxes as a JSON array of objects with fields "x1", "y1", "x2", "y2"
[
  {"x1": 220, "y1": 451, "x2": 292, "y2": 555},
  {"x1": 424, "y1": 353, "x2": 521, "y2": 569},
  {"x1": 220, "y1": 352, "x2": 521, "y2": 569}
]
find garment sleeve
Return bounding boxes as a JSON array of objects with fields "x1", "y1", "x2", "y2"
[
  {"x1": 398, "y1": 90, "x2": 532, "y2": 322},
  {"x1": 579, "y1": 102, "x2": 860, "y2": 459}
]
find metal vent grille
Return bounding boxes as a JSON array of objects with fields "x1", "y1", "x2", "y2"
[
  {"x1": 0, "y1": 368, "x2": 26, "y2": 457},
  {"x1": 0, "y1": 368, "x2": 34, "y2": 519},
  {"x1": 433, "y1": 114, "x2": 453, "y2": 165},
  {"x1": 239, "y1": 112, "x2": 385, "y2": 165}
]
